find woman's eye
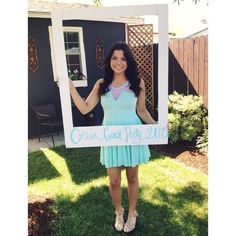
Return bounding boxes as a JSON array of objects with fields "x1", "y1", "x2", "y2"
[{"x1": 111, "y1": 57, "x2": 126, "y2": 61}]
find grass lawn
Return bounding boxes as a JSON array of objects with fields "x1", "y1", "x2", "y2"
[{"x1": 28, "y1": 146, "x2": 208, "y2": 236}]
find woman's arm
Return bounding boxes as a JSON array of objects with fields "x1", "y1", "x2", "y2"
[
  {"x1": 69, "y1": 78, "x2": 103, "y2": 115},
  {"x1": 136, "y1": 79, "x2": 157, "y2": 124}
]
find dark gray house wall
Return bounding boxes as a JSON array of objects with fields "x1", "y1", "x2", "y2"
[{"x1": 28, "y1": 17, "x2": 125, "y2": 138}]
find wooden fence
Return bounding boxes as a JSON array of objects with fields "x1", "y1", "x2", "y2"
[{"x1": 168, "y1": 35, "x2": 208, "y2": 108}]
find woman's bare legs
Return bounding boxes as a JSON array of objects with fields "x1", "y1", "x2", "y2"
[
  {"x1": 124, "y1": 166, "x2": 139, "y2": 233},
  {"x1": 107, "y1": 167, "x2": 123, "y2": 212},
  {"x1": 107, "y1": 167, "x2": 124, "y2": 231},
  {"x1": 126, "y1": 165, "x2": 139, "y2": 214}
]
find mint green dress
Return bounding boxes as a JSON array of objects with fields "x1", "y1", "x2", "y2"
[{"x1": 100, "y1": 82, "x2": 150, "y2": 168}]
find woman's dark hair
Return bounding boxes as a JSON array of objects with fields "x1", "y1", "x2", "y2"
[{"x1": 99, "y1": 41, "x2": 141, "y2": 97}]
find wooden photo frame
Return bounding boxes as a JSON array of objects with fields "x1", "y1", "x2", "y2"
[{"x1": 51, "y1": 4, "x2": 169, "y2": 148}]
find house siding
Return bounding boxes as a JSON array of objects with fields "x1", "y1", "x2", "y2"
[{"x1": 28, "y1": 17, "x2": 125, "y2": 138}]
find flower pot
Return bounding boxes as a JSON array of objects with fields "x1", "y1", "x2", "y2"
[{"x1": 72, "y1": 80, "x2": 88, "y2": 87}]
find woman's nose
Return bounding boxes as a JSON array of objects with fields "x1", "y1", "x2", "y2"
[{"x1": 116, "y1": 60, "x2": 123, "y2": 65}]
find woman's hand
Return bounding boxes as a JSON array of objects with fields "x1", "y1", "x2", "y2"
[
  {"x1": 69, "y1": 78, "x2": 75, "y2": 91},
  {"x1": 94, "y1": 78, "x2": 104, "y2": 90}
]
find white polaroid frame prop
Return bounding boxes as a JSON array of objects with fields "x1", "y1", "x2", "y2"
[{"x1": 51, "y1": 4, "x2": 168, "y2": 148}]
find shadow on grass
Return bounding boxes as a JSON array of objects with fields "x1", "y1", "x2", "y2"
[
  {"x1": 153, "y1": 181, "x2": 208, "y2": 206},
  {"x1": 149, "y1": 181, "x2": 208, "y2": 235},
  {"x1": 28, "y1": 150, "x2": 61, "y2": 184},
  {"x1": 52, "y1": 146, "x2": 107, "y2": 185},
  {"x1": 51, "y1": 146, "x2": 163, "y2": 185},
  {"x1": 149, "y1": 148, "x2": 167, "y2": 161},
  {"x1": 51, "y1": 183, "x2": 208, "y2": 236}
]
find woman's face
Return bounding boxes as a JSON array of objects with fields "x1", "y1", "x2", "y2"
[{"x1": 110, "y1": 50, "x2": 127, "y2": 76}]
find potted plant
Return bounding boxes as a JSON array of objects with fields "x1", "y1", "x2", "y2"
[{"x1": 68, "y1": 69, "x2": 87, "y2": 87}]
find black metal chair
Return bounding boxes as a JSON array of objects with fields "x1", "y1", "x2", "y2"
[{"x1": 30, "y1": 102, "x2": 63, "y2": 147}]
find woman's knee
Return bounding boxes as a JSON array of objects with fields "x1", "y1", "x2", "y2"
[
  {"x1": 126, "y1": 174, "x2": 139, "y2": 185},
  {"x1": 109, "y1": 177, "x2": 121, "y2": 188},
  {"x1": 126, "y1": 167, "x2": 139, "y2": 184},
  {"x1": 107, "y1": 167, "x2": 121, "y2": 188}
]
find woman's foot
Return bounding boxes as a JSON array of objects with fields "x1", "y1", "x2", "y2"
[
  {"x1": 124, "y1": 210, "x2": 138, "y2": 233},
  {"x1": 114, "y1": 208, "x2": 124, "y2": 232}
]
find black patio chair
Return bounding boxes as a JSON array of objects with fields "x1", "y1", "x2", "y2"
[{"x1": 30, "y1": 102, "x2": 63, "y2": 147}]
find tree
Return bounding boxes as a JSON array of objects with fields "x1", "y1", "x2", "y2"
[
  {"x1": 92, "y1": 0, "x2": 102, "y2": 7},
  {"x1": 173, "y1": 0, "x2": 201, "y2": 5}
]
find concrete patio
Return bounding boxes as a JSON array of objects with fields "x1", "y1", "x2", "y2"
[{"x1": 28, "y1": 132, "x2": 65, "y2": 153}]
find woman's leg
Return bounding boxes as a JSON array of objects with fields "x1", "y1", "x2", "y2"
[
  {"x1": 124, "y1": 165, "x2": 139, "y2": 233},
  {"x1": 107, "y1": 167, "x2": 123, "y2": 212},
  {"x1": 107, "y1": 167, "x2": 124, "y2": 231},
  {"x1": 126, "y1": 165, "x2": 139, "y2": 213}
]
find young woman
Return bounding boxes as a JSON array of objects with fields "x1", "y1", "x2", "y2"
[{"x1": 69, "y1": 41, "x2": 156, "y2": 233}]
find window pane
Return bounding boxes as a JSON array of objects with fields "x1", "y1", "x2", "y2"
[
  {"x1": 65, "y1": 47, "x2": 79, "y2": 54},
  {"x1": 64, "y1": 42, "x2": 68, "y2": 50},
  {"x1": 66, "y1": 55, "x2": 70, "y2": 65},
  {"x1": 68, "y1": 42, "x2": 79, "y2": 49},
  {"x1": 65, "y1": 32, "x2": 79, "y2": 42},
  {"x1": 67, "y1": 54, "x2": 80, "y2": 65},
  {"x1": 64, "y1": 33, "x2": 67, "y2": 43}
]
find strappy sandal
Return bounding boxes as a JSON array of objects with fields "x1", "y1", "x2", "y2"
[
  {"x1": 114, "y1": 208, "x2": 124, "y2": 232},
  {"x1": 124, "y1": 211, "x2": 138, "y2": 233}
]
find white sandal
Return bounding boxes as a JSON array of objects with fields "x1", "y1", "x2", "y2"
[
  {"x1": 124, "y1": 211, "x2": 138, "y2": 233},
  {"x1": 114, "y1": 208, "x2": 124, "y2": 232}
]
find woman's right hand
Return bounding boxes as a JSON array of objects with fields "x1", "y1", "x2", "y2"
[
  {"x1": 94, "y1": 78, "x2": 104, "y2": 91},
  {"x1": 69, "y1": 79, "x2": 75, "y2": 91}
]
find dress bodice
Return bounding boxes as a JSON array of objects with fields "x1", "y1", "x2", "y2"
[{"x1": 101, "y1": 83, "x2": 141, "y2": 126}]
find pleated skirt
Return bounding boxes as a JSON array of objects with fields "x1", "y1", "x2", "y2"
[{"x1": 100, "y1": 144, "x2": 150, "y2": 168}]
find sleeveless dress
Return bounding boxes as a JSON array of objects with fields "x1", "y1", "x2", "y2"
[{"x1": 100, "y1": 81, "x2": 150, "y2": 168}]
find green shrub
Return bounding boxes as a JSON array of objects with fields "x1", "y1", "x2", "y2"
[
  {"x1": 168, "y1": 91, "x2": 207, "y2": 143},
  {"x1": 196, "y1": 117, "x2": 208, "y2": 153}
]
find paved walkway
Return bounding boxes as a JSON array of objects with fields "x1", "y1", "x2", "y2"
[{"x1": 28, "y1": 132, "x2": 65, "y2": 153}]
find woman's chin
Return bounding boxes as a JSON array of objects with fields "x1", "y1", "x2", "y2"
[{"x1": 113, "y1": 70, "x2": 125, "y2": 75}]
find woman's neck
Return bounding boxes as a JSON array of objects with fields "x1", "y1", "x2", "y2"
[{"x1": 112, "y1": 74, "x2": 127, "y2": 85}]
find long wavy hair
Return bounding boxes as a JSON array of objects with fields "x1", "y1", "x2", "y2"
[{"x1": 99, "y1": 41, "x2": 141, "y2": 97}]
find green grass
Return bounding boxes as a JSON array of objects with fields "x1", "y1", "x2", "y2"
[{"x1": 28, "y1": 146, "x2": 208, "y2": 236}]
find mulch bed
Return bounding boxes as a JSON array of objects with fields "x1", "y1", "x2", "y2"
[
  {"x1": 28, "y1": 196, "x2": 55, "y2": 236},
  {"x1": 28, "y1": 143, "x2": 208, "y2": 235},
  {"x1": 152, "y1": 142, "x2": 208, "y2": 175}
]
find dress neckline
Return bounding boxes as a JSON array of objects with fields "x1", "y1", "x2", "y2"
[{"x1": 111, "y1": 81, "x2": 129, "y2": 89}]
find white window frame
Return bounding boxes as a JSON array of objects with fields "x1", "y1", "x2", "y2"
[
  {"x1": 51, "y1": 4, "x2": 169, "y2": 148},
  {"x1": 48, "y1": 26, "x2": 88, "y2": 87}
]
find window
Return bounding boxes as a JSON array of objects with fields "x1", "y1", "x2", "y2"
[{"x1": 49, "y1": 26, "x2": 87, "y2": 87}]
